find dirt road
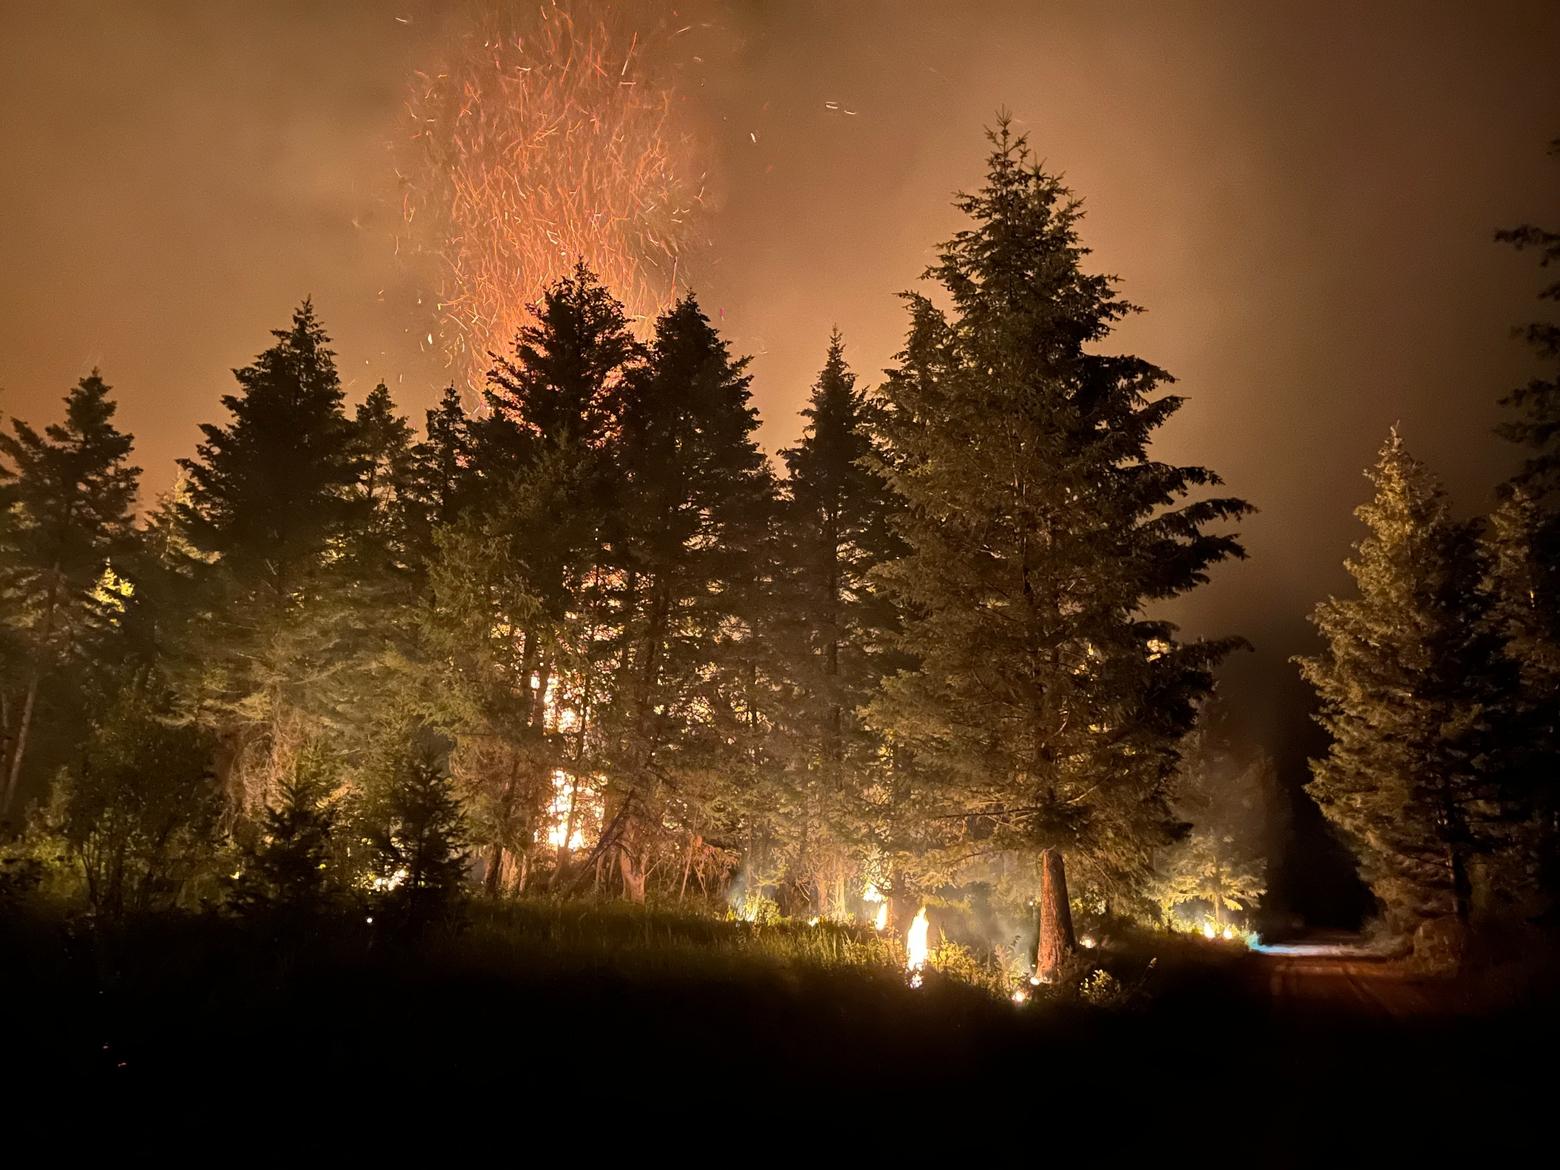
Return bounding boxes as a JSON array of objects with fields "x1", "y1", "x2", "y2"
[{"x1": 1252, "y1": 935, "x2": 1466, "y2": 1017}]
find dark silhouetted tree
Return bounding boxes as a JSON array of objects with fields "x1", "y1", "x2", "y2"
[
  {"x1": 0, "y1": 372, "x2": 139, "y2": 818},
  {"x1": 55, "y1": 686, "x2": 221, "y2": 916},
  {"x1": 364, "y1": 730, "x2": 469, "y2": 929},
  {"x1": 176, "y1": 301, "x2": 363, "y2": 807},
  {"x1": 774, "y1": 330, "x2": 901, "y2": 916},
  {"x1": 228, "y1": 746, "x2": 342, "y2": 921}
]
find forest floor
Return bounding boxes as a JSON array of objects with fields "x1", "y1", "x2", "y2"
[{"x1": 1, "y1": 905, "x2": 1554, "y2": 1154}]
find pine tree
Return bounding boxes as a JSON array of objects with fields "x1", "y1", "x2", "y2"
[
  {"x1": 0, "y1": 372, "x2": 139, "y2": 818},
  {"x1": 866, "y1": 121, "x2": 1250, "y2": 976},
  {"x1": 1482, "y1": 489, "x2": 1560, "y2": 899},
  {"x1": 404, "y1": 385, "x2": 475, "y2": 568},
  {"x1": 592, "y1": 294, "x2": 777, "y2": 901},
  {"x1": 1298, "y1": 432, "x2": 1510, "y2": 938},
  {"x1": 175, "y1": 301, "x2": 364, "y2": 807},
  {"x1": 364, "y1": 730, "x2": 469, "y2": 929},
  {"x1": 423, "y1": 265, "x2": 641, "y2": 893},
  {"x1": 774, "y1": 330, "x2": 901, "y2": 916},
  {"x1": 1493, "y1": 139, "x2": 1560, "y2": 509},
  {"x1": 349, "y1": 382, "x2": 416, "y2": 575},
  {"x1": 228, "y1": 746, "x2": 342, "y2": 921},
  {"x1": 1486, "y1": 142, "x2": 1560, "y2": 903},
  {"x1": 1156, "y1": 702, "x2": 1270, "y2": 929}
]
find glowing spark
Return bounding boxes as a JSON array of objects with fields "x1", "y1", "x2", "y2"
[
  {"x1": 1222, "y1": 925, "x2": 1236, "y2": 941},
  {"x1": 398, "y1": 1, "x2": 705, "y2": 392},
  {"x1": 1079, "y1": 934, "x2": 1097, "y2": 949},
  {"x1": 1202, "y1": 921, "x2": 1217, "y2": 940}
]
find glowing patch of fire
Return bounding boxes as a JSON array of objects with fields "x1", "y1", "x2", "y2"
[
  {"x1": 906, "y1": 906, "x2": 930, "y2": 988},
  {"x1": 545, "y1": 769, "x2": 587, "y2": 851},
  {"x1": 863, "y1": 881, "x2": 888, "y2": 931}
]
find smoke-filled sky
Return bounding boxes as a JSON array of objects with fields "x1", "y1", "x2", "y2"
[{"x1": 2, "y1": 0, "x2": 1557, "y2": 824}]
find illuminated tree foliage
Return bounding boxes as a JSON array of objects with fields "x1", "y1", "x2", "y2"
[
  {"x1": 52, "y1": 685, "x2": 221, "y2": 917},
  {"x1": 0, "y1": 372, "x2": 139, "y2": 818},
  {"x1": 426, "y1": 265, "x2": 642, "y2": 892},
  {"x1": 1298, "y1": 432, "x2": 1513, "y2": 933},
  {"x1": 1155, "y1": 704, "x2": 1270, "y2": 927},
  {"x1": 867, "y1": 120, "x2": 1250, "y2": 949},
  {"x1": 175, "y1": 302, "x2": 369, "y2": 807}
]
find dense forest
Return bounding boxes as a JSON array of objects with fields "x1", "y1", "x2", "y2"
[{"x1": 2, "y1": 123, "x2": 1556, "y2": 991}]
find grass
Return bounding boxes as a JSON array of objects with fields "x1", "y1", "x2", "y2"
[{"x1": 3, "y1": 896, "x2": 1556, "y2": 1153}]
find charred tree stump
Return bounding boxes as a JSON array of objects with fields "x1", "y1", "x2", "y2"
[{"x1": 1035, "y1": 847, "x2": 1076, "y2": 983}]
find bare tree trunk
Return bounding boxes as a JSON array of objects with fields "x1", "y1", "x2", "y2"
[
  {"x1": 678, "y1": 831, "x2": 698, "y2": 901},
  {"x1": 618, "y1": 821, "x2": 647, "y2": 904},
  {"x1": 1, "y1": 672, "x2": 41, "y2": 818},
  {"x1": 1035, "y1": 847, "x2": 1076, "y2": 983},
  {"x1": 483, "y1": 842, "x2": 505, "y2": 897}
]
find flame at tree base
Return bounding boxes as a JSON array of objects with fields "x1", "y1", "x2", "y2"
[{"x1": 906, "y1": 906, "x2": 930, "y2": 988}]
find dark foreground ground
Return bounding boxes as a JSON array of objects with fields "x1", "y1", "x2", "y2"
[{"x1": 2, "y1": 906, "x2": 1554, "y2": 1155}]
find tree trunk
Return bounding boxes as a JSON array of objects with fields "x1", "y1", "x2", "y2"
[
  {"x1": 1, "y1": 671, "x2": 41, "y2": 818},
  {"x1": 1035, "y1": 847, "x2": 1075, "y2": 983},
  {"x1": 483, "y1": 842, "x2": 506, "y2": 896},
  {"x1": 618, "y1": 822, "x2": 647, "y2": 904}
]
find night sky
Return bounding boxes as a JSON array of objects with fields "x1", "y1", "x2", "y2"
[{"x1": 2, "y1": 1, "x2": 1556, "y2": 897}]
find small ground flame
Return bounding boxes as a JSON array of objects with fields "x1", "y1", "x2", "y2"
[
  {"x1": 906, "y1": 906, "x2": 930, "y2": 988},
  {"x1": 863, "y1": 881, "x2": 888, "y2": 931}
]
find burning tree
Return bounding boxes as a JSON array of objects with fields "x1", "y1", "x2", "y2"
[{"x1": 867, "y1": 119, "x2": 1250, "y2": 981}]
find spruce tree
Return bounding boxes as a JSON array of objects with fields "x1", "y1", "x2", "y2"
[
  {"x1": 1487, "y1": 143, "x2": 1560, "y2": 902},
  {"x1": 349, "y1": 382, "x2": 416, "y2": 576},
  {"x1": 228, "y1": 746, "x2": 342, "y2": 921},
  {"x1": 404, "y1": 385, "x2": 475, "y2": 567},
  {"x1": 1156, "y1": 701, "x2": 1270, "y2": 929},
  {"x1": 427, "y1": 265, "x2": 641, "y2": 892},
  {"x1": 0, "y1": 372, "x2": 139, "y2": 818},
  {"x1": 175, "y1": 301, "x2": 363, "y2": 806},
  {"x1": 1482, "y1": 489, "x2": 1560, "y2": 899},
  {"x1": 594, "y1": 294, "x2": 777, "y2": 901},
  {"x1": 364, "y1": 731, "x2": 469, "y2": 929},
  {"x1": 1298, "y1": 432, "x2": 1510, "y2": 937},
  {"x1": 775, "y1": 331, "x2": 901, "y2": 916},
  {"x1": 866, "y1": 121, "x2": 1250, "y2": 974},
  {"x1": 1493, "y1": 138, "x2": 1560, "y2": 510}
]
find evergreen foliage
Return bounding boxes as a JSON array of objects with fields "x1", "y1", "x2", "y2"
[
  {"x1": 174, "y1": 301, "x2": 366, "y2": 807},
  {"x1": 54, "y1": 686, "x2": 221, "y2": 916},
  {"x1": 0, "y1": 371, "x2": 140, "y2": 817},
  {"x1": 866, "y1": 120, "x2": 1251, "y2": 912},
  {"x1": 363, "y1": 730, "x2": 469, "y2": 929},
  {"x1": 228, "y1": 746, "x2": 342, "y2": 920},
  {"x1": 1298, "y1": 432, "x2": 1512, "y2": 931},
  {"x1": 774, "y1": 331, "x2": 901, "y2": 915}
]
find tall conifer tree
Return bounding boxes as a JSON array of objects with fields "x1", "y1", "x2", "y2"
[
  {"x1": 1299, "y1": 432, "x2": 1510, "y2": 935},
  {"x1": 775, "y1": 331, "x2": 901, "y2": 914},
  {"x1": 176, "y1": 301, "x2": 363, "y2": 806},
  {"x1": 867, "y1": 121, "x2": 1250, "y2": 972},
  {"x1": 0, "y1": 372, "x2": 139, "y2": 817}
]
